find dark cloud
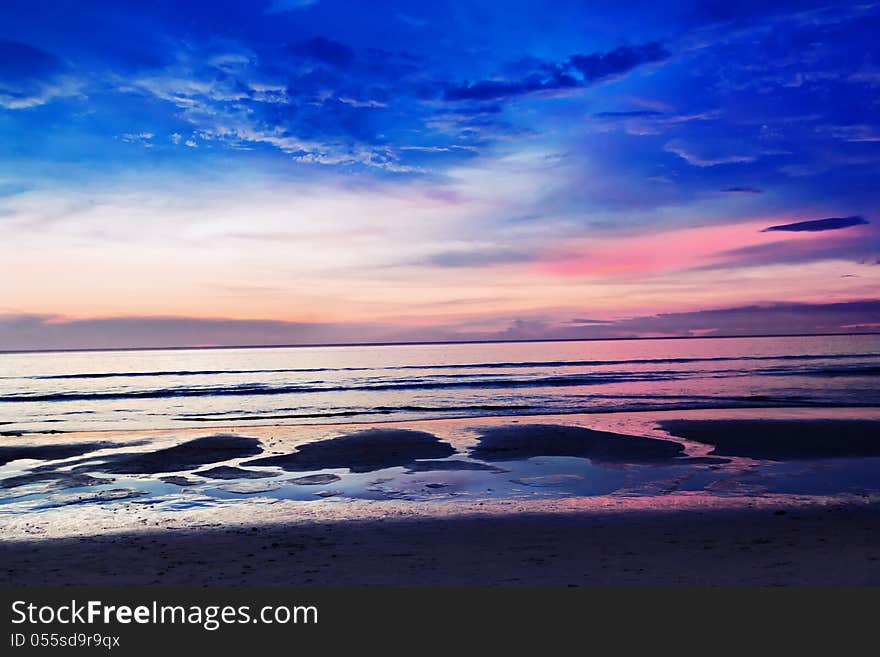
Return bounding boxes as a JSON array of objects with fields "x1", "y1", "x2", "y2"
[
  {"x1": 444, "y1": 42, "x2": 669, "y2": 102},
  {"x1": 568, "y1": 42, "x2": 669, "y2": 83},
  {"x1": 762, "y1": 216, "x2": 869, "y2": 233},
  {"x1": 443, "y1": 70, "x2": 579, "y2": 102},
  {"x1": 721, "y1": 186, "x2": 764, "y2": 193},
  {"x1": 288, "y1": 37, "x2": 355, "y2": 67}
]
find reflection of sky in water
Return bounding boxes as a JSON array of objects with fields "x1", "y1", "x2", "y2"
[
  {"x1": 748, "y1": 458, "x2": 880, "y2": 495},
  {"x1": 4, "y1": 407, "x2": 880, "y2": 515},
  {"x1": 3, "y1": 452, "x2": 879, "y2": 513}
]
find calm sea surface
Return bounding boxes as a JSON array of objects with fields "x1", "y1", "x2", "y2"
[{"x1": 1, "y1": 335, "x2": 879, "y2": 433}]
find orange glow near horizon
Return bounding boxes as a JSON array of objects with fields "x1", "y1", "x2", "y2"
[{"x1": 3, "y1": 173, "x2": 878, "y2": 341}]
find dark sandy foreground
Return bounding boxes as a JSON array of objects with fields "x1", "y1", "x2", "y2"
[{"x1": 3, "y1": 502, "x2": 880, "y2": 587}]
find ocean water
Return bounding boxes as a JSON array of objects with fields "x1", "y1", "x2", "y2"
[{"x1": 1, "y1": 334, "x2": 879, "y2": 433}]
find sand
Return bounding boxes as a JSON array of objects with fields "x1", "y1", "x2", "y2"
[
  {"x1": 660, "y1": 419, "x2": 880, "y2": 460},
  {"x1": 2, "y1": 408, "x2": 880, "y2": 586},
  {"x1": 2, "y1": 497, "x2": 879, "y2": 586},
  {"x1": 470, "y1": 423, "x2": 687, "y2": 462},
  {"x1": 95, "y1": 434, "x2": 264, "y2": 474},
  {"x1": 243, "y1": 428, "x2": 456, "y2": 472},
  {"x1": 195, "y1": 466, "x2": 275, "y2": 480},
  {"x1": 0, "y1": 442, "x2": 115, "y2": 466}
]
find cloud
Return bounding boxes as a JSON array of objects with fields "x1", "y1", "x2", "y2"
[
  {"x1": 0, "y1": 314, "x2": 392, "y2": 352},
  {"x1": 709, "y1": 232, "x2": 880, "y2": 269},
  {"x1": 122, "y1": 42, "x2": 416, "y2": 170},
  {"x1": 605, "y1": 300, "x2": 880, "y2": 337},
  {"x1": 2, "y1": 0, "x2": 879, "y2": 330},
  {"x1": 265, "y1": 0, "x2": 318, "y2": 14},
  {"x1": 338, "y1": 97, "x2": 387, "y2": 108},
  {"x1": 593, "y1": 110, "x2": 664, "y2": 118},
  {"x1": 288, "y1": 37, "x2": 355, "y2": 68},
  {"x1": 568, "y1": 318, "x2": 614, "y2": 325},
  {"x1": 0, "y1": 40, "x2": 78, "y2": 109},
  {"x1": 721, "y1": 186, "x2": 764, "y2": 194},
  {"x1": 7, "y1": 298, "x2": 879, "y2": 351},
  {"x1": 762, "y1": 216, "x2": 869, "y2": 233},
  {"x1": 823, "y1": 124, "x2": 880, "y2": 143},
  {"x1": 568, "y1": 43, "x2": 669, "y2": 83},
  {"x1": 119, "y1": 132, "x2": 154, "y2": 146},
  {"x1": 443, "y1": 71, "x2": 579, "y2": 102},
  {"x1": 482, "y1": 300, "x2": 880, "y2": 341},
  {"x1": 444, "y1": 42, "x2": 669, "y2": 102},
  {"x1": 421, "y1": 247, "x2": 535, "y2": 268},
  {"x1": 664, "y1": 140, "x2": 756, "y2": 167}
]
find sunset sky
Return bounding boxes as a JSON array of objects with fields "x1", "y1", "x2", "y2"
[{"x1": 2, "y1": 0, "x2": 879, "y2": 350}]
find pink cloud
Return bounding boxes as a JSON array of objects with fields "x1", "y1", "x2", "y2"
[{"x1": 536, "y1": 217, "x2": 867, "y2": 277}]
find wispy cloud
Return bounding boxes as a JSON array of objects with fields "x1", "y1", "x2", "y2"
[
  {"x1": 664, "y1": 140, "x2": 756, "y2": 167},
  {"x1": 0, "y1": 41, "x2": 81, "y2": 109},
  {"x1": 264, "y1": 0, "x2": 318, "y2": 14},
  {"x1": 420, "y1": 247, "x2": 536, "y2": 268}
]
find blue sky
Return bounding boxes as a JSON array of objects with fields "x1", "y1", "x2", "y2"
[{"x1": 1, "y1": 1, "x2": 879, "y2": 348}]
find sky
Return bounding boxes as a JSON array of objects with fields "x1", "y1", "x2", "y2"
[{"x1": 1, "y1": 0, "x2": 879, "y2": 350}]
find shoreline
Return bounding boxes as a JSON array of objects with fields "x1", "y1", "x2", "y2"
[
  {"x1": 7, "y1": 403, "x2": 880, "y2": 438},
  {"x1": 3, "y1": 408, "x2": 880, "y2": 586}
]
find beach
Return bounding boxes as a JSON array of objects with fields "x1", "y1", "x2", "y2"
[
  {"x1": 4, "y1": 497, "x2": 880, "y2": 587},
  {"x1": 2, "y1": 407, "x2": 880, "y2": 586},
  {"x1": 2, "y1": 337, "x2": 879, "y2": 587},
  {"x1": 4, "y1": 0, "x2": 880, "y2": 608}
]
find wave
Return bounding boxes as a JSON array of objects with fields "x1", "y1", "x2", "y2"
[
  {"x1": 762, "y1": 365, "x2": 880, "y2": 378},
  {"x1": 16, "y1": 351, "x2": 880, "y2": 381},
  {"x1": 174, "y1": 404, "x2": 536, "y2": 422},
  {"x1": 167, "y1": 396, "x2": 864, "y2": 425},
  {"x1": 800, "y1": 366, "x2": 880, "y2": 377},
  {"x1": 0, "y1": 371, "x2": 679, "y2": 402},
  {"x1": 5, "y1": 360, "x2": 880, "y2": 404}
]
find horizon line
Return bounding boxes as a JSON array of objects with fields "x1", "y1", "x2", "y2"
[{"x1": 2, "y1": 330, "x2": 878, "y2": 356}]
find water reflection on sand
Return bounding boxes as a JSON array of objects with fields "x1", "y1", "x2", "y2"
[{"x1": 2, "y1": 407, "x2": 879, "y2": 518}]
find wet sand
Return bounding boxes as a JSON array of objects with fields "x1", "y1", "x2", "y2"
[
  {"x1": 660, "y1": 419, "x2": 880, "y2": 460},
  {"x1": 244, "y1": 427, "x2": 455, "y2": 472},
  {"x1": 2, "y1": 408, "x2": 880, "y2": 586}
]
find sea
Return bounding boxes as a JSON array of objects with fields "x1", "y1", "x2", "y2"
[{"x1": 1, "y1": 334, "x2": 879, "y2": 434}]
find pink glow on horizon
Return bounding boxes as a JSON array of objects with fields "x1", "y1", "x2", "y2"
[{"x1": 536, "y1": 218, "x2": 861, "y2": 277}]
